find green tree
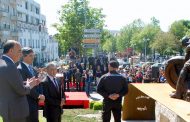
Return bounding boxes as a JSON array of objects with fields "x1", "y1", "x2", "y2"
[
  {"x1": 150, "y1": 31, "x2": 179, "y2": 56},
  {"x1": 116, "y1": 19, "x2": 144, "y2": 52},
  {"x1": 102, "y1": 30, "x2": 116, "y2": 52},
  {"x1": 169, "y1": 20, "x2": 190, "y2": 40},
  {"x1": 131, "y1": 23, "x2": 160, "y2": 55},
  {"x1": 150, "y1": 16, "x2": 160, "y2": 27},
  {"x1": 53, "y1": 0, "x2": 105, "y2": 56}
]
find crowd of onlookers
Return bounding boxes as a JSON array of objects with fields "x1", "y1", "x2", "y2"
[
  {"x1": 38, "y1": 55, "x2": 167, "y2": 96},
  {"x1": 117, "y1": 64, "x2": 166, "y2": 83}
]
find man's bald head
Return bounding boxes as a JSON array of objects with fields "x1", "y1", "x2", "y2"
[{"x1": 3, "y1": 40, "x2": 22, "y2": 63}]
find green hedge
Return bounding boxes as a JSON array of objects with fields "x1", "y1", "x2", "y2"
[
  {"x1": 90, "y1": 101, "x2": 96, "y2": 109},
  {"x1": 89, "y1": 101, "x2": 103, "y2": 110},
  {"x1": 93, "y1": 102, "x2": 103, "y2": 110},
  {"x1": 0, "y1": 116, "x2": 2, "y2": 122}
]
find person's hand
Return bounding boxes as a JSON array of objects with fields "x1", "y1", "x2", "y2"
[
  {"x1": 60, "y1": 98, "x2": 66, "y2": 107},
  {"x1": 38, "y1": 94, "x2": 45, "y2": 102},
  {"x1": 109, "y1": 93, "x2": 119, "y2": 100},
  {"x1": 26, "y1": 77, "x2": 40, "y2": 89}
]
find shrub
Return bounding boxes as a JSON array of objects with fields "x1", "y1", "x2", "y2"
[
  {"x1": 93, "y1": 102, "x2": 103, "y2": 110},
  {"x1": 0, "y1": 116, "x2": 2, "y2": 122},
  {"x1": 89, "y1": 101, "x2": 96, "y2": 109}
]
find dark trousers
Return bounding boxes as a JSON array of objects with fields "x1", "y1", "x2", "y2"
[
  {"x1": 82, "y1": 78, "x2": 85, "y2": 91},
  {"x1": 76, "y1": 80, "x2": 81, "y2": 91},
  {"x1": 26, "y1": 111, "x2": 39, "y2": 122},
  {"x1": 102, "y1": 101, "x2": 122, "y2": 122},
  {"x1": 45, "y1": 106, "x2": 62, "y2": 122},
  {"x1": 64, "y1": 80, "x2": 70, "y2": 92},
  {"x1": 9, "y1": 117, "x2": 27, "y2": 122},
  {"x1": 47, "y1": 114, "x2": 61, "y2": 122}
]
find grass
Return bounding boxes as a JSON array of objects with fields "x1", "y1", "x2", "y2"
[
  {"x1": 0, "y1": 109, "x2": 102, "y2": 122},
  {"x1": 0, "y1": 109, "x2": 101, "y2": 122}
]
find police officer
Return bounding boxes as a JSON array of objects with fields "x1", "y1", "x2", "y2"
[{"x1": 97, "y1": 60, "x2": 128, "y2": 122}]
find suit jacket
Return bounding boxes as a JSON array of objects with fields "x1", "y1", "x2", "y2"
[
  {"x1": 63, "y1": 70, "x2": 71, "y2": 81},
  {"x1": 17, "y1": 62, "x2": 42, "y2": 113},
  {"x1": 43, "y1": 76, "x2": 66, "y2": 118},
  {"x1": 0, "y1": 56, "x2": 30, "y2": 121}
]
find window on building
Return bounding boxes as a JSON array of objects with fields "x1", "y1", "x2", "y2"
[
  {"x1": 26, "y1": 15, "x2": 29, "y2": 23},
  {"x1": 38, "y1": 40, "x2": 40, "y2": 48},
  {"x1": 24, "y1": 39, "x2": 26, "y2": 46},
  {"x1": 7, "y1": 5, "x2": 9, "y2": 12},
  {"x1": 31, "y1": 4, "x2": 33, "y2": 12},
  {"x1": 20, "y1": 39, "x2": 22, "y2": 45},
  {"x1": 36, "y1": 18, "x2": 39, "y2": 25},
  {"x1": 36, "y1": 8, "x2": 39, "y2": 14},
  {"x1": 28, "y1": 39, "x2": 31, "y2": 47},
  {"x1": 25, "y1": 2, "x2": 28, "y2": 9},
  {"x1": 32, "y1": 40, "x2": 34, "y2": 48},
  {"x1": 31, "y1": 16, "x2": 33, "y2": 24},
  {"x1": 12, "y1": 8, "x2": 16, "y2": 16}
]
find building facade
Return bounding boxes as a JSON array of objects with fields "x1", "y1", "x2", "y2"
[{"x1": 0, "y1": 0, "x2": 59, "y2": 66}]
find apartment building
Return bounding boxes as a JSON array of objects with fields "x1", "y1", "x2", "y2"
[
  {"x1": 0, "y1": 0, "x2": 18, "y2": 54},
  {"x1": 0, "y1": 0, "x2": 59, "y2": 66}
]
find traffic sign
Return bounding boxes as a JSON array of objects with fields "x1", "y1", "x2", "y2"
[
  {"x1": 83, "y1": 34, "x2": 100, "y2": 38},
  {"x1": 82, "y1": 39, "x2": 99, "y2": 44},
  {"x1": 84, "y1": 29, "x2": 101, "y2": 33},
  {"x1": 83, "y1": 44, "x2": 98, "y2": 48}
]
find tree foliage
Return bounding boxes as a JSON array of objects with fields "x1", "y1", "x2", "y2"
[
  {"x1": 169, "y1": 20, "x2": 190, "y2": 40},
  {"x1": 116, "y1": 19, "x2": 144, "y2": 52},
  {"x1": 150, "y1": 32, "x2": 179, "y2": 56},
  {"x1": 102, "y1": 30, "x2": 116, "y2": 52},
  {"x1": 53, "y1": 0, "x2": 105, "y2": 55}
]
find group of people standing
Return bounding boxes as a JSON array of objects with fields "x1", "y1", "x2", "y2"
[
  {"x1": 0, "y1": 40, "x2": 65, "y2": 122},
  {"x1": 58, "y1": 56, "x2": 108, "y2": 96},
  {"x1": 0, "y1": 40, "x2": 129, "y2": 122}
]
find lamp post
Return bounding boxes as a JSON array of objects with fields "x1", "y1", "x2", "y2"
[{"x1": 143, "y1": 38, "x2": 150, "y2": 62}]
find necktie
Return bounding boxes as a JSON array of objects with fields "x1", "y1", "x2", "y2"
[
  {"x1": 53, "y1": 78, "x2": 59, "y2": 91},
  {"x1": 28, "y1": 65, "x2": 34, "y2": 76}
]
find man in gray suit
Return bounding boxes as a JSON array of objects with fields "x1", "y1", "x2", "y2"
[{"x1": 0, "y1": 40, "x2": 39, "y2": 122}]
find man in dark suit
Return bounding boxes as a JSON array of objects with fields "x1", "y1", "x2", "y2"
[
  {"x1": 63, "y1": 68, "x2": 71, "y2": 91},
  {"x1": 17, "y1": 47, "x2": 45, "y2": 122},
  {"x1": 0, "y1": 40, "x2": 39, "y2": 122},
  {"x1": 43, "y1": 63, "x2": 66, "y2": 122}
]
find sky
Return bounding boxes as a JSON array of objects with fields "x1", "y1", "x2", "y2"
[{"x1": 36, "y1": 0, "x2": 190, "y2": 35}]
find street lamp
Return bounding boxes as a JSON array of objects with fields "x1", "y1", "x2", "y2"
[{"x1": 143, "y1": 38, "x2": 150, "y2": 62}]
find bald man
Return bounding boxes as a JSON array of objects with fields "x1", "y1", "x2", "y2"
[{"x1": 0, "y1": 40, "x2": 38, "y2": 122}]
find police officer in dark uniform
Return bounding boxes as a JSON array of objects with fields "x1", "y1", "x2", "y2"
[{"x1": 97, "y1": 60, "x2": 128, "y2": 122}]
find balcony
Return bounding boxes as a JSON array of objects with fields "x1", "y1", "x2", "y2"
[
  {"x1": 0, "y1": 30, "x2": 10, "y2": 36},
  {"x1": 11, "y1": 15, "x2": 17, "y2": 20},
  {"x1": 0, "y1": 10, "x2": 9, "y2": 18}
]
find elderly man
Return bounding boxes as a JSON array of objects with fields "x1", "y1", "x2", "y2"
[
  {"x1": 0, "y1": 40, "x2": 39, "y2": 122},
  {"x1": 43, "y1": 63, "x2": 66, "y2": 122}
]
